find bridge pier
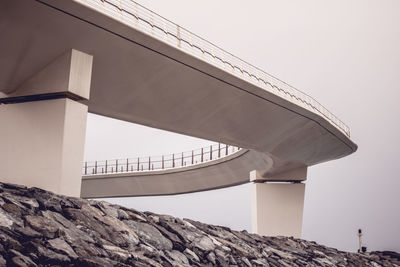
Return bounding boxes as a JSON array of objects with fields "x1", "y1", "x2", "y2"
[
  {"x1": 0, "y1": 49, "x2": 92, "y2": 197},
  {"x1": 250, "y1": 168, "x2": 306, "y2": 238}
]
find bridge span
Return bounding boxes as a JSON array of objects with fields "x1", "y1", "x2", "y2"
[
  {"x1": 0, "y1": 0, "x2": 357, "y2": 237},
  {"x1": 81, "y1": 144, "x2": 307, "y2": 198}
]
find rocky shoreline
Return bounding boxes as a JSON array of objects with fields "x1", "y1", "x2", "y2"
[{"x1": 0, "y1": 181, "x2": 398, "y2": 266}]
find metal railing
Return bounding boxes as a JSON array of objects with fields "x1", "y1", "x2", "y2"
[
  {"x1": 76, "y1": 0, "x2": 350, "y2": 137},
  {"x1": 83, "y1": 143, "x2": 241, "y2": 175}
]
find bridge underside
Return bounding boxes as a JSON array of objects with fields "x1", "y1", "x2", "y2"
[
  {"x1": 0, "y1": 0, "x2": 357, "y2": 238},
  {"x1": 0, "y1": 0, "x2": 356, "y2": 181}
]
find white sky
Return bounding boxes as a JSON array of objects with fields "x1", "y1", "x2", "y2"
[{"x1": 84, "y1": 0, "x2": 400, "y2": 252}]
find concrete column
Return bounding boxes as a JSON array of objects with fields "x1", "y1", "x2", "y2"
[
  {"x1": 250, "y1": 169, "x2": 306, "y2": 238},
  {"x1": 0, "y1": 49, "x2": 93, "y2": 197}
]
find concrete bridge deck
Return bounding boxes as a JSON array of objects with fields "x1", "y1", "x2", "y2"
[
  {"x1": 0, "y1": 0, "x2": 357, "y2": 199},
  {"x1": 81, "y1": 144, "x2": 308, "y2": 198},
  {"x1": 0, "y1": 0, "x2": 358, "y2": 238}
]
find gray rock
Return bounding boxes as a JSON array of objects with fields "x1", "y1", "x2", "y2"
[
  {"x1": 278, "y1": 259, "x2": 293, "y2": 267},
  {"x1": 36, "y1": 245, "x2": 70, "y2": 263},
  {"x1": 0, "y1": 255, "x2": 5, "y2": 266},
  {"x1": 184, "y1": 248, "x2": 200, "y2": 263},
  {"x1": 102, "y1": 244, "x2": 131, "y2": 261},
  {"x1": 126, "y1": 210, "x2": 147, "y2": 222},
  {"x1": 252, "y1": 259, "x2": 269, "y2": 266},
  {"x1": 207, "y1": 251, "x2": 217, "y2": 264},
  {"x1": 0, "y1": 231, "x2": 23, "y2": 251},
  {"x1": 215, "y1": 248, "x2": 229, "y2": 263},
  {"x1": 0, "y1": 181, "x2": 398, "y2": 267},
  {"x1": 161, "y1": 219, "x2": 202, "y2": 243},
  {"x1": 228, "y1": 254, "x2": 237, "y2": 265},
  {"x1": 264, "y1": 247, "x2": 295, "y2": 260},
  {"x1": 41, "y1": 210, "x2": 95, "y2": 243},
  {"x1": 9, "y1": 250, "x2": 37, "y2": 267},
  {"x1": 0, "y1": 208, "x2": 15, "y2": 228},
  {"x1": 192, "y1": 236, "x2": 216, "y2": 251},
  {"x1": 165, "y1": 250, "x2": 190, "y2": 266},
  {"x1": 125, "y1": 220, "x2": 172, "y2": 250},
  {"x1": 14, "y1": 225, "x2": 41, "y2": 238},
  {"x1": 29, "y1": 190, "x2": 63, "y2": 213},
  {"x1": 77, "y1": 256, "x2": 122, "y2": 267},
  {"x1": 241, "y1": 257, "x2": 252, "y2": 267},
  {"x1": 148, "y1": 214, "x2": 160, "y2": 223},
  {"x1": 47, "y1": 238, "x2": 78, "y2": 259},
  {"x1": 101, "y1": 215, "x2": 140, "y2": 246},
  {"x1": 6, "y1": 193, "x2": 39, "y2": 209},
  {"x1": 97, "y1": 201, "x2": 119, "y2": 218},
  {"x1": 24, "y1": 215, "x2": 60, "y2": 239},
  {"x1": 153, "y1": 223, "x2": 185, "y2": 251},
  {"x1": 118, "y1": 208, "x2": 130, "y2": 220},
  {"x1": 2, "y1": 203, "x2": 22, "y2": 217}
]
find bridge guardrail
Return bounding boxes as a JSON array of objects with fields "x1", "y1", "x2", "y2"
[
  {"x1": 77, "y1": 0, "x2": 351, "y2": 137},
  {"x1": 83, "y1": 143, "x2": 241, "y2": 175}
]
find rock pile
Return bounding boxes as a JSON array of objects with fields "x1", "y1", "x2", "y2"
[{"x1": 0, "y1": 182, "x2": 398, "y2": 266}]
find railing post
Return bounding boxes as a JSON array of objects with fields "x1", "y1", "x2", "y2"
[
  {"x1": 83, "y1": 144, "x2": 242, "y2": 176},
  {"x1": 181, "y1": 152, "x2": 183, "y2": 167}
]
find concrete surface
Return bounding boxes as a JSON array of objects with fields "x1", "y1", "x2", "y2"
[
  {"x1": 81, "y1": 150, "x2": 308, "y2": 198},
  {"x1": 2, "y1": 49, "x2": 93, "y2": 100},
  {"x1": 0, "y1": 0, "x2": 358, "y2": 238},
  {"x1": 0, "y1": 0, "x2": 357, "y2": 197},
  {"x1": 0, "y1": 49, "x2": 92, "y2": 197},
  {"x1": 82, "y1": 149, "x2": 252, "y2": 198},
  {"x1": 251, "y1": 182, "x2": 306, "y2": 238},
  {"x1": 0, "y1": 1, "x2": 356, "y2": 173},
  {"x1": 0, "y1": 98, "x2": 88, "y2": 197},
  {"x1": 250, "y1": 168, "x2": 307, "y2": 183}
]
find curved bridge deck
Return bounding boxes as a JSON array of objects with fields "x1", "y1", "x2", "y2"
[
  {"x1": 82, "y1": 148, "x2": 304, "y2": 198},
  {"x1": 0, "y1": 0, "x2": 357, "y2": 198},
  {"x1": 81, "y1": 143, "x2": 304, "y2": 198}
]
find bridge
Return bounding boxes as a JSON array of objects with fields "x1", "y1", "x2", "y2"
[
  {"x1": 0, "y1": 0, "x2": 357, "y2": 238},
  {"x1": 81, "y1": 144, "x2": 259, "y2": 197}
]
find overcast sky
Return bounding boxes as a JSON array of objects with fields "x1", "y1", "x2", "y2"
[{"x1": 84, "y1": 0, "x2": 400, "y2": 252}]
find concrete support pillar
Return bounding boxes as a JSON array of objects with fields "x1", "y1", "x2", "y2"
[
  {"x1": 0, "y1": 49, "x2": 93, "y2": 197},
  {"x1": 250, "y1": 168, "x2": 307, "y2": 238}
]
